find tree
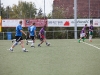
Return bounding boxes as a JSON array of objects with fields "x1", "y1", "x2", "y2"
[
  {"x1": 52, "y1": 7, "x2": 67, "y2": 19},
  {"x1": 10, "y1": 1, "x2": 37, "y2": 19},
  {"x1": 1, "y1": 6, "x2": 6, "y2": 19},
  {"x1": 47, "y1": 12, "x2": 52, "y2": 19}
]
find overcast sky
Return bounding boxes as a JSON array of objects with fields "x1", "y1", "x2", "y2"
[{"x1": 1, "y1": 0, "x2": 53, "y2": 15}]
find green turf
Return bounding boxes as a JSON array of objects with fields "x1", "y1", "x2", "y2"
[{"x1": 0, "y1": 39, "x2": 100, "y2": 75}]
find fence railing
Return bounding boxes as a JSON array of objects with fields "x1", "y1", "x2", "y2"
[{"x1": 0, "y1": 30, "x2": 100, "y2": 40}]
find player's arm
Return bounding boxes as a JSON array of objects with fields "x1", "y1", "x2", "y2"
[
  {"x1": 20, "y1": 30, "x2": 27, "y2": 36},
  {"x1": 34, "y1": 30, "x2": 37, "y2": 37},
  {"x1": 19, "y1": 25, "x2": 27, "y2": 36},
  {"x1": 34, "y1": 27, "x2": 37, "y2": 37}
]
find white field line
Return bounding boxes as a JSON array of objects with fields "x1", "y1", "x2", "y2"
[{"x1": 81, "y1": 41, "x2": 100, "y2": 50}]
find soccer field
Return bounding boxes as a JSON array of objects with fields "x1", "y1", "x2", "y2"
[{"x1": 0, "y1": 39, "x2": 100, "y2": 75}]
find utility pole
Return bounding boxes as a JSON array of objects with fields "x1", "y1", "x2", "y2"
[
  {"x1": 89, "y1": 0, "x2": 90, "y2": 18},
  {"x1": 74, "y1": 0, "x2": 77, "y2": 39},
  {"x1": 0, "y1": 0, "x2": 2, "y2": 32},
  {"x1": 44, "y1": 0, "x2": 45, "y2": 19}
]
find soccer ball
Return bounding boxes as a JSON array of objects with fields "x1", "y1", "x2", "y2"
[{"x1": 47, "y1": 43, "x2": 50, "y2": 46}]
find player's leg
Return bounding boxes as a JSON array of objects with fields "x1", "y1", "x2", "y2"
[
  {"x1": 82, "y1": 33, "x2": 86, "y2": 42},
  {"x1": 20, "y1": 37, "x2": 28, "y2": 52},
  {"x1": 89, "y1": 35, "x2": 93, "y2": 42},
  {"x1": 78, "y1": 34, "x2": 82, "y2": 43},
  {"x1": 9, "y1": 36, "x2": 20, "y2": 51},
  {"x1": 89, "y1": 32, "x2": 91, "y2": 42},
  {"x1": 30, "y1": 36, "x2": 35, "y2": 47},
  {"x1": 38, "y1": 35, "x2": 44, "y2": 47},
  {"x1": 44, "y1": 38, "x2": 50, "y2": 46},
  {"x1": 89, "y1": 31, "x2": 93, "y2": 42},
  {"x1": 12, "y1": 39, "x2": 16, "y2": 43},
  {"x1": 26, "y1": 35, "x2": 30, "y2": 45}
]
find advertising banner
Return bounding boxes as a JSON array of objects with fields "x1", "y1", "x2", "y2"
[
  {"x1": 24, "y1": 19, "x2": 47, "y2": 27},
  {"x1": 48, "y1": 19, "x2": 90, "y2": 27},
  {"x1": 2, "y1": 19, "x2": 24, "y2": 27},
  {"x1": 93, "y1": 19, "x2": 100, "y2": 27}
]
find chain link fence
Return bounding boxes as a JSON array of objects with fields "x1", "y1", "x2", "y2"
[{"x1": 0, "y1": 30, "x2": 100, "y2": 40}]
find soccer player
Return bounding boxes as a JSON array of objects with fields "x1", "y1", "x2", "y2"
[
  {"x1": 78, "y1": 24, "x2": 87, "y2": 43},
  {"x1": 89, "y1": 23, "x2": 94, "y2": 42},
  {"x1": 38, "y1": 25, "x2": 50, "y2": 47},
  {"x1": 26, "y1": 22, "x2": 37, "y2": 47},
  {"x1": 8, "y1": 21, "x2": 28, "y2": 52}
]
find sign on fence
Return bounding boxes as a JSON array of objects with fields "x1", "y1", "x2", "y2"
[
  {"x1": 2, "y1": 19, "x2": 24, "y2": 27},
  {"x1": 93, "y1": 19, "x2": 100, "y2": 27},
  {"x1": 1, "y1": 19, "x2": 100, "y2": 27},
  {"x1": 24, "y1": 19, "x2": 47, "y2": 27},
  {"x1": 47, "y1": 19, "x2": 90, "y2": 27}
]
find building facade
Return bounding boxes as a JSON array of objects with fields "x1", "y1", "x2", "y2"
[{"x1": 53, "y1": 0, "x2": 100, "y2": 18}]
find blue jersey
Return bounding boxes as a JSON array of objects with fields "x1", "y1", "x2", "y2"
[
  {"x1": 28, "y1": 26, "x2": 36, "y2": 36},
  {"x1": 15, "y1": 24, "x2": 22, "y2": 36}
]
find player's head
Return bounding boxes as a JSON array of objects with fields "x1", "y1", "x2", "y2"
[
  {"x1": 32, "y1": 22, "x2": 35, "y2": 25},
  {"x1": 85, "y1": 24, "x2": 87, "y2": 27},
  {"x1": 19, "y1": 21, "x2": 22, "y2": 25},
  {"x1": 90, "y1": 23, "x2": 93, "y2": 26},
  {"x1": 43, "y1": 25, "x2": 47, "y2": 30}
]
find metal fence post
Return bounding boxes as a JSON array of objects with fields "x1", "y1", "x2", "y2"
[
  {"x1": 3, "y1": 32, "x2": 4, "y2": 40},
  {"x1": 67, "y1": 30, "x2": 68, "y2": 39}
]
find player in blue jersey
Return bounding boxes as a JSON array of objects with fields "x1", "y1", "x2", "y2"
[
  {"x1": 78, "y1": 24, "x2": 87, "y2": 43},
  {"x1": 89, "y1": 23, "x2": 94, "y2": 42},
  {"x1": 8, "y1": 21, "x2": 28, "y2": 52},
  {"x1": 26, "y1": 22, "x2": 37, "y2": 47},
  {"x1": 38, "y1": 25, "x2": 50, "y2": 47}
]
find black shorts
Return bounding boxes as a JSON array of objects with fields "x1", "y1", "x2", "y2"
[
  {"x1": 16, "y1": 36, "x2": 23, "y2": 42},
  {"x1": 30, "y1": 36, "x2": 35, "y2": 40}
]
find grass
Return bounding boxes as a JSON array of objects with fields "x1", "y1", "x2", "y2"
[{"x1": 0, "y1": 39, "x2": 100, "y2": 75}]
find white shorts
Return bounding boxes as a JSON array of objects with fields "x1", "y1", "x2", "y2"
[{"x1": 80, "y1": 33, "x2": 85, "y2": 37}]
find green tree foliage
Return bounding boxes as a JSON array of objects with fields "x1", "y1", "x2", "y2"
[
  {"x1": 1, "y1": 1, "x2": 37, "y2": 19},
  {"x1": 11, "y1": 1, "x2": 37, "y2": 19},
  {"x1": 52, "y1": 7, "x2": 67, "y2": 19},
  {"x1": 1, "y1": 6, "x2": 6, "y2": 19}
]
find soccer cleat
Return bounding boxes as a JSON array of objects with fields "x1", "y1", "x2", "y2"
[
  {"x1": 46, "y1": 43, "x2": 50, "y2": 46},
  {"x1": 8, "y1": 48, "x2": 13, "y2": 52},
  {"x1": 26, "y1": 41, "x2": 28, "y2": 45},
  {"x1": 78, "y1": 40, "x2": 80, "y2": 43},
  {"x1": 38, "y1": 44, "x2": 41, "y2": 47},
  {"x1": 12, "y1": 40, "x2": 14, "y2": 43},
  {"x1": 48, "y1": 43, "x2": 50, "y2": 46},
  {"x1": 23, "y1": 49, "x2": 28, "y2": 52},
  {"x1": 83, "y1": 39, "x2": 85, "y2": 42},
  {"x1": 89, "y1": 40, "x2": 92, "y2": 42},
  {"x1": 31, "y1": 45, "x2": 35, "y2": 48}
]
